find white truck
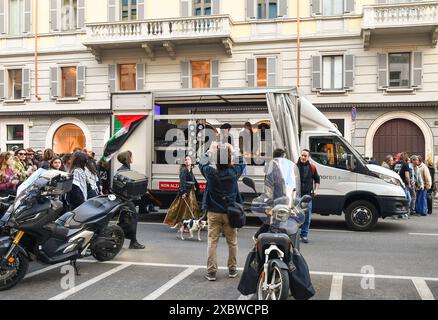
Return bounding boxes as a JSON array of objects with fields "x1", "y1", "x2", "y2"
[{"x1": 112, "y1": 87, "x2": 408, "y2": 231}]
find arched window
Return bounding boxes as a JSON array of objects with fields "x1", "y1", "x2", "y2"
[{"x1": 53, "y1": 124, "x2": 86, "y2": 154}]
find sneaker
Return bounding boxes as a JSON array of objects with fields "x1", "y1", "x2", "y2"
[
  {"x1": 129, "y1": 241, "x2": 145, "y2": 249},
  {"x1": 229, "y1": 270, "x2": 238, "y2": 278},
  {"x1": 205, "y1": 272, "x2": 216, "y2": 281},
  {"x1": 301, "y1": 236, "x2": 309, "y2": 244}
]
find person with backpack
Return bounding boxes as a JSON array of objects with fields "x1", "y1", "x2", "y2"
[
  {"x1": 199, "y1": 142, "x2": 246, "y2": 281},
  {"x1": 297, "y1": 149, "x2": 320, "y2": 244}
]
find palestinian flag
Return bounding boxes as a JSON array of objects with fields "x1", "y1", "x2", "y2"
[{"x1": 101, "y1": 115, "x2": 147, "y2": 162}]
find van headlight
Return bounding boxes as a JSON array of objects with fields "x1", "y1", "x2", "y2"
[{"x1": 377, "y1": 173, "x2": 402, "y2": 187}]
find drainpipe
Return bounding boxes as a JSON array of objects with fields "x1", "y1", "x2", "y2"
[
  {"x1": 296, "y1": 0, "x2": 301, "y2": 88},
  {"x1": 34, "y1": 0, "x2": 41, "y2": 101}
]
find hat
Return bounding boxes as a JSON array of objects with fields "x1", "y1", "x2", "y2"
[{"x1": 26, "y1": 148, "x2": 35, "y2": 154}]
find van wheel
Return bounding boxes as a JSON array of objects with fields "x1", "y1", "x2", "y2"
[{"x1": 345, "y1": 200, "x2": 378, "y2": 231}]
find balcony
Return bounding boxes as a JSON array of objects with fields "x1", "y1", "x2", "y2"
[
  {"x1": 83, "y1": 15, "x2": 233, "y2": 62},
  {"x1": 362, "y1": 1, "x2": 438, "y2": 49}
]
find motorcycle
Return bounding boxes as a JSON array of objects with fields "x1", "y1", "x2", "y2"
[
  {"x1": 0, "y1": 168, "x2": 146, "y2": 291},
  {"x1": 240, "y1": 157, "x2": 312, "y2": 300}
]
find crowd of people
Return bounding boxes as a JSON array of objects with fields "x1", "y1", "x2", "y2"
[{"x1": 381, "y1": 153, "x2": 436, "y2": 218}]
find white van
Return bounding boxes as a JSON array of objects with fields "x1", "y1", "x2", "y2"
[{"x1": 112, "y1": 88, "x2": 408, "y2": 231}]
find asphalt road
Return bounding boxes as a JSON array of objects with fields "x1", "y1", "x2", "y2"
[{"x1": 1, "y1": 209, "x2": 437, "y2": 300}]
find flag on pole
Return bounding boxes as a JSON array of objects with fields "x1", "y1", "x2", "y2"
[{"x1": 101, "y1": 115, "x2": 147, "y2": 162}]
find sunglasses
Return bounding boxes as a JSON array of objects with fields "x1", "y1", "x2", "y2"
[{"x1": 18, "y1": 153, "x2": 27, "y2": 156}]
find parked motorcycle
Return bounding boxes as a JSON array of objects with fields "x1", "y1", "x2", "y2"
[
  {"x1": 0, "y1": 168, "x2": 147, "y2": 291},
  {"x1": 240, "y1": 157, "x2": 313, "y2": 300}
]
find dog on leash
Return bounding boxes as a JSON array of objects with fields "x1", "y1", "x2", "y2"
[{"x1": 176, "y1": 219, "x2": 207, "y2": 241}]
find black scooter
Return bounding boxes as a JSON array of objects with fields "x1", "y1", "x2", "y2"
[{"x1": 0, "y1": 170, "x2": 140, "y2": 291}]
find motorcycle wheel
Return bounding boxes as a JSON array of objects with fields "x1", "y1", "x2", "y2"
[
  {"x1": 256, "y1": 265, "x2": 289, "y2": 300},
  {"x1": 91, "y1": 225, "x2": 125, "y2": 262},
  {"x1": 0, "y1": 251, "x2": 29, "y2": 291}
]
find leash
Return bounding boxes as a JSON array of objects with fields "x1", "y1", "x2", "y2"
[{"x1": 182, "y1": 195, "x2": 196, "y2": 219}]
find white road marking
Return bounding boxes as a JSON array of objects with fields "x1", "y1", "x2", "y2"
[
  {"x1": 412, "y1": 278, "x2": 435, "y2": 300},
  {"x1": 409, "y1": 233, "x2": 438, "y2": 237},
  {"x1": 24, "y1": 262, "x2": 70, "y2": 279},
  {"x1": 48, "y1": 263, "x2": 131, "y2": 300},
  {"x1": 329, "y1": 274, "x2": 344, "y2": 300},
  {"x1": 143, "y1": 267, "x2": 199, "y2": 300}
]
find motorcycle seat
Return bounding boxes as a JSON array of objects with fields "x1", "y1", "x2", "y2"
[{"x1": 72, "y1": 196, "x2": 122, "y2": 224}]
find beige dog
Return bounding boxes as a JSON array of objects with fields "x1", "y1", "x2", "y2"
[{"x1": 176, "y1": 219, "x2": 207, "y2": 241}]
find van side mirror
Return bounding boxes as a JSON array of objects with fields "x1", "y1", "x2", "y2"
[
  {"x1": 300, "y1": 195, "x2": 312, "y2": 209},
  {"x1": 348, "y1": 155, "x2": 357, "y2": 171},
  {"x1": 242, "y1": 177, "x2": 257, "y2": 193}
]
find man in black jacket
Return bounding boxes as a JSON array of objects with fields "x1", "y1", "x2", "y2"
[{"x1": 297, "y1": 149, "x2": 320, "y2": 244}]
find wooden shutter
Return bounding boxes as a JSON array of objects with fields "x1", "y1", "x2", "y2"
[
  {"x1": 246, "y1": 0, "x2": 256, "y2": 19},
  {"x1": 77, "y1": 65, "x2": 85, "y2": 97},
  {"x1": 267, "y1": 57, "x2": 277, "y2": 87},
  {"x1": 344, "y1": 54, "x2": 355, "y2": 90},
  {"x1": 136, "y1": 63, "x2": 145, "y2": 91},
  {"x1": 344, "y1": 0, "x2": 355, "y2": 14},
  {"x1": 212, "y1": 0, "x2": 220, "y2": 15},
  {"x1": 108, "y1": 64, "x2": 116, "y2": 93},
  {"x1": 77, "y1": 0, "x2": 85, "y2": 28},
  {"x1": 181, "y1": 61, "x2": 190, "y2": 88},
  {"x1": 412, "y1": 52, "x2": 423, "y2": 88},
  {"x1": 311, "y1": 55, "x2": 322, "y2": 91},
  {"x1": 22, "y1": 68, "x2": 31, "y2": 99},
  {"x1": 246, "y1": 58, "x2": 256, "y2": 87},
  {"x1": 279, "y1": 0, "x2": 288, "y2": 17},
  {"x1": 311, "y1": 0, "x2": 321, "y2": 16},
  {"x1": 50, "y1": 67, "x2": 59, "y2": 99},
  {"x1": 0, "y1": 0, "x2": 5, "y2": 34},
  {"x1": 0, "y1": 70, "x2": 5, "y2": 99},
  {"x1": 211, "y1": 60, "x2": 219, "y2": 88},
  {"x1": 180, "y1": 0, "x2": 190, "y2": 17},
  {"x1": 24, "y1": 0, "x2": 32, "y2": 33},
  {"x1": 50, "y1": 0, "x2": 59, "y2": 31},
  {"x1": 137, "y1": 0, "x2": 145, "y2": 20},
  {"x1": 108, "y1": 0, "x2": 116, "y2": 22},
  {"x1": 377, "y1": 53, "x2": 388, "y2": 89}
]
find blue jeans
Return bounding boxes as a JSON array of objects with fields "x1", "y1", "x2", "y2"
[
  {"x1": 415, "y1": 189, "x2": 428, "y2": 215},
  {"x1": 403, "y1": 186, "x2": 411, "y2": 214},
  {"x1": 300, "y1": 200, "x2": 313, "y2": 238}
]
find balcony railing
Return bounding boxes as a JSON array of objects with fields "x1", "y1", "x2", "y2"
[
  {"x1": 363, "y1": 2, "x2": 438, "y2": 29},
  {"x1": 84, "y1": 15, "x2": 232, "y2": 45}
]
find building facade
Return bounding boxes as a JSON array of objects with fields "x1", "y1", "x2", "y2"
[{"x1": 0, "y1": 0, "x2": 437, "y2": 165}]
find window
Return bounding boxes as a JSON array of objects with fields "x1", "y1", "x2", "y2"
[
  {"x1": 6, "y1": 125, "x2": 24, "y2": 151},
  {"x1": 191, "y1": 60, "x2": 211, "y2": 88},
  {"x1": 119, "y1": 64, "x2": 136, "y2": 91},
  {"x1": 121, "y1": 0, "x2": 137, "y2": 21},
  {"x1": 257, "y1": 0, "x2": 278, "y2": 19},
  {"x1": 61, "y1": 0, "x2": 78, "y2": 31},
  {"x1": 61, "y1": 67, "x2": 77, "y2": 97},
  {"x1": 9, "y1": 0, "x2": 25, "y2": 35},
  {"x1": 389, "y1": 53, "x2": 410, "y2": 88},
  {"x1": 257, "y1": 58, "x2": 267, "y2": 87},
  {"x1": 322, "y1": 0, "x2": 343, "y2": 16},
  {"x1": 322, "y1": 56, "x2": 343, "y2": 90},
  {"x1": 193, "y1": 0, "x2": 212, "y2": 16},
  {"x1": 8, "y1": 69, "x2": 22, "y2": 100},
  {"x1": 310, "y1": 137, "x2": 355, "y2": 171}
]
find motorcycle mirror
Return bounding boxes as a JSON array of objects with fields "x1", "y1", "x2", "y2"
[{"x1": 242, "y1": 177, "x2": 257, "y2": 193}]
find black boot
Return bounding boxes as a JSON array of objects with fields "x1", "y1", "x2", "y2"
[{"x1": 129, "y1": 240, "x2": 145, "y2": 249}]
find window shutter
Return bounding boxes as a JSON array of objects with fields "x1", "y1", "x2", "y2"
[
  {"x1": 211, "y1": 60, "x2": 220, "y2": 88},
  {"x1": 279, "y1": 0, "x2": 288, "y2": 17},
  {"x1": 137, "y1": 0, "x2": 145, "y2": 20},
  {"x1": 246, "y1": 58, "x2": 256, "y2": 87},
  {"x1": 0, "y1": 0, "x2": 5, "y2": 34},
  {"x1": 136, "y1": 63, "x2": 145, "y2": 91},
  {"x1": 212, "y1": 0, "x2": 220, "y2": 15},
  {"x1": 344, "y1": 0, "x2": 355, "y2": 14},
  {"x1": 412, "y1": 52, "x2": 423, "y2": 88},
  {"x1": 108, "y1": 64, "x2": 116, "y2": 93},
  {"x1": 311, "y1": 55, "x2": 322, "y2": 91},
  {"x1": 377, "y1": 53, "x2": 388, "y2": 89},
  {"x1": 181, "y1": 61, "x2": 190, "y2": 88},
  {"x1": 22, "y1": 68, "x2": 31, "y2": 99},
  {"x1": 246, "y1": 0, "x2": 256, "y2": 19},
  {"x1": 180, "y1": 0, "x2": 190, "y2": 17},
  {"x1": 0, "y1": 70, "x2": 5, "y2": 99},
  {"x1": 77, "y1": 65, "x2": 86, "y2": 97},
  {"x1": 344, "y1": 54, "x2": 355, "y2": 90},
  {"x1": 24, "y1": 0, "x2": 32, "y2": 33},
  {"x1": 77, "y1": 0, "x2": 85, "y2": 28},
  {"x1": 267, "y1": 57, "x2": 277, "y2": 87},
  {"x1": 311, "y1": 0, "x2": 322, "y2": 16},
  {"x1": 108, "y1": 0, "x2": 117, "y2": 22},
  {"x1": 50, "y1": 67, "x2": 58, "y2": 99},
  {"x1": 50, "y1": 0, "x2": 59, "y2": 31}
]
